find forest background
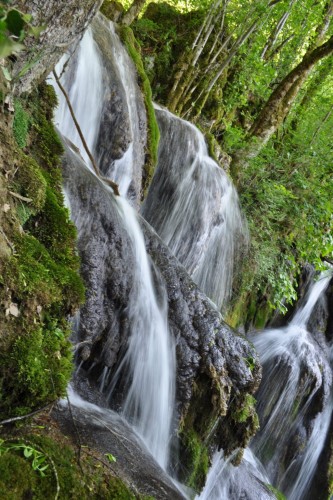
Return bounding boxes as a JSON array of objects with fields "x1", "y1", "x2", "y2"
[{"x1": 100, "y1": 0, "x2": 333, "y2": 327}]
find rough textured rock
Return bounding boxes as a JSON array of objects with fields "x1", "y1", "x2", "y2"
[
  {"x1": 11, "y1": 0, "x2": 103, "y2": 94},
  {"x1": 61, "y1": 141, "x2": 261, "y2": 463},
  {"x1": 53, "y1": 396, "x2": 186, "y2": 500},
  {"x1": 53, "y1": 14, "x2": 147, "y2": 207}
]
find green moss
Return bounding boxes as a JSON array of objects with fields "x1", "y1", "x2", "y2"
[
  {"x1": 0, "y1": 453, "x2": 37, "y2": 499},
  {"x1": 0, "y1": 83, "x2": 84, "y2": 419},
  {"x1": 0, "y1": 434, "x2": 140, "y2": 499},
  {"x1": 15, "y1": 153, "x2": 47, "y2": 211},
  {"x1": 232, "y1": 394, "x2": 258, "y2": 424},
  {"x1": 180, "y1": 428, "x2": 210, "y2": 491},
  {"x1": 266, "y1": 484, "x2": 287, "y2": 500},
  {"x1": 118, "y1": 25, "x2": 160, "y2": 197},
  {"x1": 13, "y1": 98, "x2": 29, "y2": 149}
]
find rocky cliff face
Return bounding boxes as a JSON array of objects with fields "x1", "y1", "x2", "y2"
[
  {"x1": 61, "y1": 141, "x2": 261, "y2": 486},
  {"x1": 11, "y1": 0, "x2": 103, "y2": 94}
]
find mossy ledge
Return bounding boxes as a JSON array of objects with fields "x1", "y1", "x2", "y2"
[
  {"x1": 117, "y1": 24, "x2": 160, "y2": 198},
  {"x1": 0, "y1": 412, "x2": 149, "y2": 500},
  {"x1": 0, "y1": 83, "x2": 85, "y2": 419}
]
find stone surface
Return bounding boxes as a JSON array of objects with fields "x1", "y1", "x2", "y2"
[
  {"x1": 61, "y1": 140, "x2": 261, "y2": 459},
  {"x1": 12, "y1": 0, "x2": 104, "y2": 94}
]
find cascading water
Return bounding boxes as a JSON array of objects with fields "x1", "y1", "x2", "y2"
[
  {"x1": 106, "y1": 195, "x2": 175, "y2": 470},
  {"x1": 51, "y1": 17, "x2": 175, "y2": 471},
  {"x1": 250, "y1": 273, "x2": 332, "y2": 497},
  {"x1": 52, "y1": 27, "x2": 104, "y2": 168},
  {"x1": 142, "y1": 105, "x2": 248, "y2": 310},
  {"x1": 51, "y1": 14, "x2": 146, "y2": 205},
  {"x1": 199, "y1": 272, "x2": 333, "y2": 499},
  {"x1": 50, "y1": 9, "x2": 333, "y2": 498},
  {"x1": 62, "y1": 143, "x2": 176, "y2": 471}
]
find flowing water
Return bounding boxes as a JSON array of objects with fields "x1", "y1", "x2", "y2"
[
  {"x1": 142, "y1": 105, "x2": 248, "y2": 310},
  {"x1": 62, "y1": 142, "x2": 175, "y2": 471},
  {"x1": 52, "y1": 28, "x2": 104, "y2": 168},
  {"x1": 51, "y1": 16, "x2": 145, "y2": 203},
  {"x1": 199, "y1": 272, "x2": 333, "y2": 499},
  {"x1": 106, "y1": 195, "x2": 175, "y2": 470},
  {"x1": 51, "y1": 13, "x2": 333, "y2": 497}
]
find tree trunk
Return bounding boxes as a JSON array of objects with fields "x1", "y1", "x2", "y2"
[
  {"x1": 120, "y1": 0, "x2": 147, "y2": 26},
  {"x1": 231, "y1": 35, "x2": 333, "y2": 179}
]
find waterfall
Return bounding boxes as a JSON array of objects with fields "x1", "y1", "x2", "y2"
[
  {"x1": 199, "y1": 272, "x2": 333, "y2": 499},
  {"x1": 53, "y1": 28, "x2": 104, "y2": 168},
  {"x1": 51, "y1": 17, "x2": 175, "y2": 470},
  {"x1": 50, "y1": 10, "x2": 333, "y2": 497},
  {"x1": 197, "y1": 449, "x2": 273, "y2": 500},
  {"x1": 107, "y1": 195, "x2": 175, "y2": 470},
  {"x1": 250, "y1": 272, "x2": 332, "y2": 492},
  {"x1": 62, "y1": 145, "x2": 176, "y2": 471},
  {"x1": 142, "y1": 105, "x2": 248, "y2": 310},
  {"x1": 51, "y1": 14, "x2": 146, "y2": 205}
]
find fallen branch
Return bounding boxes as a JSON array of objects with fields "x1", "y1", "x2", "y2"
[
  {"x1": 9, "y1": 191, "x2": 32, "y2": 202},
  {"x1": 0, "y1": 401, "x2": 55, "y2": 426},
  {"x1": 52, "y1": 70, "x2": 120, "y2": 197}
]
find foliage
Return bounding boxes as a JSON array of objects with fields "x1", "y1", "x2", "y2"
[
  {"x1": 13, "y1": 98, "x2": 30, "y2": 148},
  {"x1": 0, "y1": 431, "x2": 141, "y2": 500},
  {"x1": 0, "y1": 440, "x2": 49, "y2": 476},
  {"x1": 0, "y1": 84, "x2": 84, "y2": 418}
]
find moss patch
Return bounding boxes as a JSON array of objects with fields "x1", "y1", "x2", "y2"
[
  {"x1": 0, "y1": 413, "x2": 144, "y2": 499},
  {"x1": 0, "y1": 83, "x2": 84, "y2": 419},
  {"x1": 118, "y1": 25, "x2": 160, "y2": 197},
  {"x1": 179, "y1": 427, "x2": 210, "y2": 491}
]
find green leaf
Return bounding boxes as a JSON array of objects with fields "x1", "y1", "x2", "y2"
[
  {"x1": 23, "y1": 446, "x2": 33, "y2": 458},
  {"x1": 105, "y1": 453, "x2": 117, "y2": 463},
  {"x1": 28, "y1": 24, "x2": 45, "y2": 38},
  {"x1": 0, "y1": 33, "x2": 24, "y2": 58},
  {"x1": 1, "y1": 65, "x2": 12, "y2": 81},
  {"x1": 6, "y1": 9, "x2": 25, "y2": 37}
]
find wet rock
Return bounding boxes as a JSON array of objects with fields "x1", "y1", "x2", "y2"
[
  {"x1": 12, "y1": 0, "x2": 103, "y2": 94},
  {"x1": 61, "y1": 140, "x2": 261, "y2": 465},
  {"x1": 53, "y1": 395, "x2": 186, "y2": 500}
]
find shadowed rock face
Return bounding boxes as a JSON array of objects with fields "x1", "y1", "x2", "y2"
[
  {"x1": 61, "y1": 142, "x2": 261, "y2": 462},
  {"x1": 53, "y1": 391, "x2": 186, "y2": 500},
  {"x1": 12, "y1": 0, "x2": 103, "y2": 94}
]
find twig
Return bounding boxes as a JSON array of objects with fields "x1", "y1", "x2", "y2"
[
  {"x1": 9, "y1": 191, "x2": 33, "y2": 203},
  {"x1": 0, "y1": 227, "x2": 15, "y2": 253},
  {"x1": 52, "y1": 69, "x2": 120, "y2": 197},
  {"x1": 0, "y1": 402, "x2": 55, "y2": 426}
]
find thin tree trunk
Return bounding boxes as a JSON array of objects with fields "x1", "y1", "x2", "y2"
[
  {"x1": 261, "y1": 0, "x2": 297, "y2": 59},
  {"x1": 231, "y1": 35, "x2": 333, "y2": 179},
  {"x1": 310, "y1": 105, "x2": 333, "y2": 144},
  {"x1": 120, "y1": 0, "x2": 147, "y2": 26}
]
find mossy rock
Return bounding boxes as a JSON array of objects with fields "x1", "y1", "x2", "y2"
[
  {"x1": 118, "y1": 25, "x2": 160, "y2": 197},
  {"x1": 0, "y1": 431, "x2": 139, "y2": 500},
  {"x1": 0, "y1": 83, "x2": 84, "y2": 419}
]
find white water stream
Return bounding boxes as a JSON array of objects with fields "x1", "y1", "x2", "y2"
[
  {"x1": 52, "y1": 28, "x2": 104, "y2": 168},
  {"x1": 52, "y1": 24, "x2": 175, "y2": 471},
  {"x1": 51, "y1": 13, "x2": 333, "y2": 497},
  {"x1": 143, "y1": 106, "x2": 248, "y2": 311},
  {"x1": 199, "y1": 272, "x2": 333, "y2": 499}
]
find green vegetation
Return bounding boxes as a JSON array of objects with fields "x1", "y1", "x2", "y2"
[
  {"x1": 179, "y1": 427, "x2": 210, "y2": 491},
  {"x1": 0, "y1": 83, "x2": 84, "y2": 418},
  {"x1": 13, "y1": 99, "x2": 30, "y2": 148},
  {"x1": 266, "y1": 484, "x2": 287, "y2": 500},
  {"x1": 121, "y1": 0, "x2": 333, "y2": 324},
  {"x1": 118, "y1": 24, "x2": 160, "y2": 196},
  {"x1": 0, "y1": 428, "x2": 141, "y2": 499}
]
